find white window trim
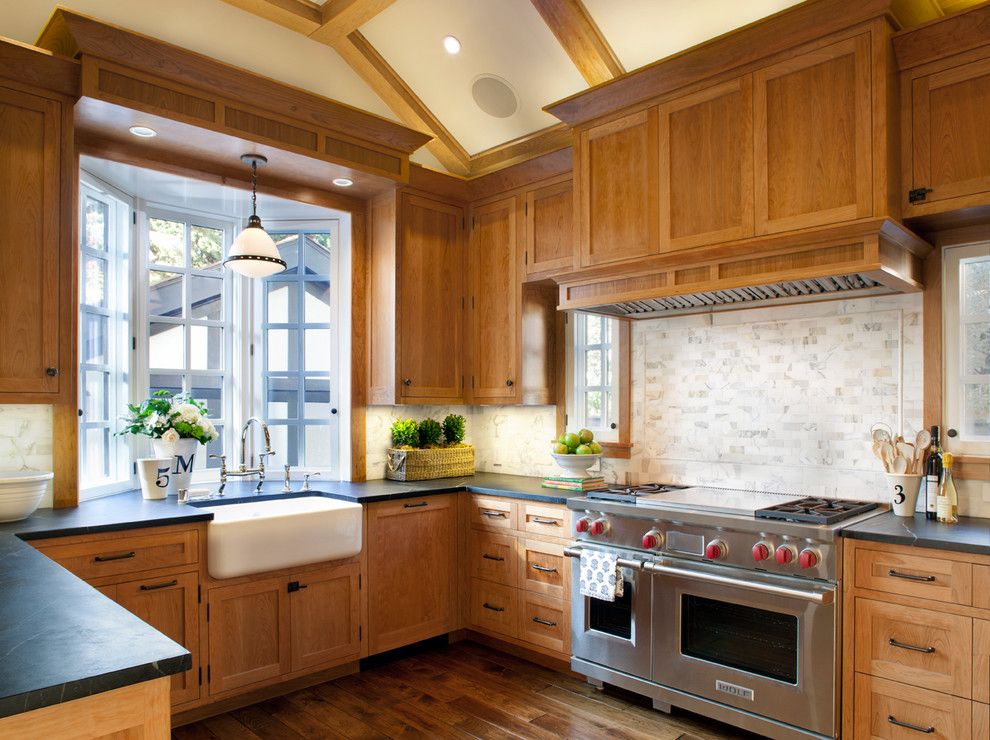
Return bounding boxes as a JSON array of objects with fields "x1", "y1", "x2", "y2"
[
  {"x1": 943, "y1": 241, "x2": 990, "y2": 456},
  {"x1": 566, "y1": 311, "x2": 619, "y2": 442}
]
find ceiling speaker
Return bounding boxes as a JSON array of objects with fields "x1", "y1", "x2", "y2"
[{"x1": 471, "y1": 74, "x2": 518, "y2": 118}]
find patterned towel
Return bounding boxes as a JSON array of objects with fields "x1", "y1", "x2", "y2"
[{"x1": 579, "y1": 549, "x2": 624, "y2": 602}]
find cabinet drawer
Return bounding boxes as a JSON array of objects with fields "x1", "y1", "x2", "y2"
[
  {"x1": 977, "y1": 619, "x2": 990, "y2": 705},
  {"x1": 469, "y1": 496, "x2": 516, "y2": 531},
  {"x1": 519, "y1": 503, "x2": 567, "y2": 538},
  {"x1": 855, "y1": 598, "x2": 972, "y2": 697},
  {"x1": 37, "y1": 529, "x2": 199, "y2": 580},
  {"x1": 518, "y1": 538, "x2": 567, "y2": 599},
  {"x1": 519, "y1": 591, "x2": 567, "y2": 654},
  {"x1": 854, "y1": 548, "x2": 972, "y2": 605},
  {"x1": 977, "y1": 703, "x2": 989, "y2": 740},
  {"x1": 469, "y1": 579, "x2": 517, "y2": 638},
  {"x1": 854, "y1": 673, "x2": 971, "y2": 739},
  {"x1": 469, "y1": 531, "x2": 517, "y2": 586}
]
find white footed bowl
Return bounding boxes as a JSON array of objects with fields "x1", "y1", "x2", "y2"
[
  {"x1": 551, "y1": 452, "x2": 602, "y2": 478},
  {"x1": 0, "y1": 470, "x2": 53, "y2": 522}
]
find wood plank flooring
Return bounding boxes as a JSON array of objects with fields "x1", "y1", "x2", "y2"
[{"x1": 174, "y1": 640, "x2": 756, "y2": 739}]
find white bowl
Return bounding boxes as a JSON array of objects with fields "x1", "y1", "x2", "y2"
[
  {"x1": 551, "y1": 452, "x2": 602, "y2": 477},
  {"x1": 0, "y1": 470, "x2": 53, "y2": 522}
]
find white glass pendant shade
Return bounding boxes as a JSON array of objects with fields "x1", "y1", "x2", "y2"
[{"x1": 225, "y1": 215, "x2": 286, "y2": 277}]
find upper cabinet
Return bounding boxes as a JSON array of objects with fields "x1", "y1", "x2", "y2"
[
  {"x1": 577, "y1": 109, "x2": 659, "y2": 267},
  {"x1": 525, "y1": 178, "x2": 573, "y2": 276},
  {"x1": 754, "y1": 35, "x2": 873, "y2": 235}
]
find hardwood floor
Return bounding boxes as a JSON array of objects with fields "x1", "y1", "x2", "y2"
[{"x1": 173, "y1": 640, "x2": 755, "y2": 739}]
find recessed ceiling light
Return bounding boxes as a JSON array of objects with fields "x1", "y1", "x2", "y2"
[
  {"x1": 443, "y1": 35, "x2": 461, "y2": 54},
  {"x1": 128, "y1": 125, "x2": 157, "y2": 138},
  {"x1": 332, "y1": 177, "x2": 353, "y2": 187}
]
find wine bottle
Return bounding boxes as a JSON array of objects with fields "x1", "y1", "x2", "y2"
[
  {"x1": 925, "y1": 425, "x2": 942, "y2": 521},
  {"x1": 936, "y1": 453, "x2": 958, "y2": 524}
]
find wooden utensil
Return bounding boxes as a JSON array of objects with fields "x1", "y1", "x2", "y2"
[
  {"x1": 896, "y1": 441, "x2": 915, "y2": 461},
  {"x1": 891, "y1": 456, "x2": 908, "y2": 474},
  {"x1": 880, "y1": 442, "x2": 895, "y2": 472},
  {"x1": 872, "y1": 427, "x2": 892, "y2": 445},
  {"x1": 915, "y1": 429, "x2": 931, "y2": 451}
]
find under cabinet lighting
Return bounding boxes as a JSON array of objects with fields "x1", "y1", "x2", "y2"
[
  {"x1": 443, "y1": 35, "x2": 461, "y2": 54},
  {"x1": 128, "y1": 126, "x2": 157, "y2": 138},
  {"x1": 332, "y1": 177, "x2": 354, "y2": 187}
]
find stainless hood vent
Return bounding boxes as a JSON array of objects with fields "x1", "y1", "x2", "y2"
[{"x1": 584, "y1": 273, "x2": 890, "y2": 319}]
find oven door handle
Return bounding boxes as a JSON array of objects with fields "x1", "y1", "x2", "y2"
[
  {"x1": 645, "y1": 562, "x2": 834, "y2": 604},
  {"x1": 564, "y1": 546, "x2": 644, "y2": 572}
]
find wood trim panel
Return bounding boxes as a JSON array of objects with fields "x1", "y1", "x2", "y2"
[
  {"x1": 0, "y1": 38, "x2": 80, "y2": 98},
  {"x1": 528, "y1": 0, "x2": 624, "y2": 86},
  {"x1": 349, "y1": 211, "x2": 368, "y2": 481},
  {"x1": 893, "y1": 1, "x2": 990, "y2": 70},
  {"x1": 469, "y1": 148, "x2": 572, "y2": 202},
  {"x1": 468, "y1": 124, "x2": 572, "y2": 179}
]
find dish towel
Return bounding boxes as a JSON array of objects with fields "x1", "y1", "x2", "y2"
[{"x1": 579, "y1": 549, "x2": 624, "y2": 602}]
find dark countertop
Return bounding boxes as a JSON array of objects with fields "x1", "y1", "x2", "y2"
[
  {"x1": 0, "y1": 472, "x2": 573, "y2": 718},
  {"x1": 840, "y1": 511, "x2": 990, "y2": 555}
]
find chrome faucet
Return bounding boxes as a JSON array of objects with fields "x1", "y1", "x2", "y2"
[{"x1": 213, "y1": 417, "x2": 276, "y2": 493}]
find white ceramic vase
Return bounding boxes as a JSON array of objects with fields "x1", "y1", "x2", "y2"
[{"x1": 152, "y1": 437, "x2": 200, "y2": 498}]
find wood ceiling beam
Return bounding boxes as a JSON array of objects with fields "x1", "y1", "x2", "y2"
[
  {"x1": 529, "y1": 0, "x2": 624, "y2": 86},
  {"x1": 310, "y1": 0, "x2": 398, "y2": 44},
  {"x1": 333, "y1": 31, "x2": 472, "y2": 176},
  {"x1": 220, "y1": 0, "x2": 323, "y2": 35}
]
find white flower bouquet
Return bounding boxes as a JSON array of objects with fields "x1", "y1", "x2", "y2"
[{"x1": 118, "y1": 390, "x2": 219, "y2": 445}]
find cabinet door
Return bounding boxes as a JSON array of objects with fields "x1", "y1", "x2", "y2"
[
  {"x1": 208, "y1": 578, "x2": 289, "y2": 695},
  {"x1": 289, "y1": 563, "x2": 361, "y2": 672},
  {"x1": 754, "y1": 35, "x2": 872, "y2": 234},
  {"x1": 909, "y1": 55, "x2": 990, "y2": 210},
  {"x1": 397, "y1": 194, "x2": 464, "y2": 402},
  {"x1": 578, "y1": 109, "x2": 659, "y2": 267},
  {"x1": 660, "y1": 76, "x2": 754, "y2": 251},
  {"x1": 116, "y1": 572, "x2": 200, "y2": 706},
  {"x1": 0, "y1": 85, "x2": 61, "y2": 395},
  {"x1": 367, "y1": 495, "x2": 456, "y2": 654},
  {"x1": 525, "y1": 179, "x2": 573, "y2": 275},
  {"x1": 977, "y1": 619, "x2": 990, "y2": 705},
  {"x1": 469, "y1": 197, "x2": 518, "y2": 403}
]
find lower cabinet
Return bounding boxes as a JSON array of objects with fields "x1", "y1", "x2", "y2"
[
  {"x1": 289, "y1": 563, "x2": 361, "y2": 672},
  {"x1": 854, "y1": 674, "x2": 972, "y2": 739}
]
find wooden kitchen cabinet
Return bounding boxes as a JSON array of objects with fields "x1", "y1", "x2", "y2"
[
  {"x1": 368, "y1": 191, "x2": 466, "y2": 405},
  {"x1": 753, "y1": 34, "x2": 872, "y2": 234},
  {"x1": 576, "y1": 108, "x2": 659, "y2": 267},
  {"x1": 524, "y1": 178, "x2": 573, "y2": 276},
  {"x1": 659, "y1": 76, "x2": 754, "y2": 251},
  {"x1": 288, "y1": 563, "x2": 361, "y2": 672},
  {"x1": 366, "y1": 495, "x2": 456, "y2": 654}
]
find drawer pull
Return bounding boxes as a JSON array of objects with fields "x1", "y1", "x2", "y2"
[
  {"x1": 482, "y1": 602, "x2": 505, "y2": 613},
  {"x1": 403, "y1": 501, "x2": 428, "y2": 508},
  {"x1": 531, "y1": 564, "x2": 558, "y2": 574},
  {"x1": 888, "y1": 637, "x2": 935, "y2": 654},
  {"x1": 481, "y1": 510, "x2": 507, "y2": 519},
  {"x1": 531, "y1": 517, "x2": 560, "y2": 526},
  {"x1": 482, "y1": 554, "x2": 505, "y2": 562},
  {"x1": 887, "y1": 569, "x2": 936, "y2": 583},
  {"x1": 532, "y1": 616, "x2": 557, "y2": 627},
  {"x1": 887, "y1": 715, "x2": 935, "y2": 734},
  {"x1": 139, "y1": 579, "x2": 178, "y2": 591},
  {"x1": 94, "y1": 551, "x2": 136, "y2": 563}
]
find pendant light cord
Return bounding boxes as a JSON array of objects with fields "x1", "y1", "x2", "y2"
[{"x1": 251, "y1": 160, "x2": 258, "y2": 218}]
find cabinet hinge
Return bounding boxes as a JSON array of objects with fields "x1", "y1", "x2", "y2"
[
  {"x1": 359, "y1": 625, "x2": 362, "y2": 641},
  {"x1": 909, "y1": 187, "x2": 932, "y2": 203},
  {"x1": 206, "y1": 603, "x2": 210, "y2": 622},
  {"x1": 197, "y1": 584, "x2": 201, "y2": 604},
  {"x1": 471, "y1": 376, "x2": 475, "y2": 389},
  {"x1": 524, "y1": 201, "x2": 528, "y2": 216},
  {"x1": 358, "y1": 574, "x2": 362, "y2": 590},
  {"x1": 471, "y1": 217, "x2": 475, "y2": 230},
  {"x1": 524, "y1": 251, "x2": 528, "y2": 265},
  {"x1": 198, "y1": 666, "x2": 202, "y2": 686},
  {"x1": 471, "y1": 296, "x2": 475, "y2": 309},
  {"x1": 207, "y1": 665, "x2": 211, "y2": 684},
  {"x1": 565, "y1": 413, "x2": 569, "y2": 425}
]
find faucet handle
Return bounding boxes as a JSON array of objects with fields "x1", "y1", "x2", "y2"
[{"x1": 302, "y1": 472, "x2": 321, "y2": 492}]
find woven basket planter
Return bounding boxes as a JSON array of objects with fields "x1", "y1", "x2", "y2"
[{"x1": 385, "y1": 445, "x2": 475, "y2": 481}]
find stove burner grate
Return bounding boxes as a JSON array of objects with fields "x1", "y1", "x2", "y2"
[
  {"x1": 756, "y1": 497, "x2": 878, "y2": 524},
  {"x1": 585, "y1": 483, "x2": 684, "y2": 503}
]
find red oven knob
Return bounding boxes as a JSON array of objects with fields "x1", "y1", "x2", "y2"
[
  {"x1": 589, "y1": 518, "x2": 609, "y2": 536},
  {"x1": 775, "y1": 545, "x2": 797, "y2": 565},
  {"x1": 752, "y1": 542, "x2": 771, "y2": 561},
  {"x1": 799, "y1": 548, "x2": 820, "y2": 569},
  {"x1": 575, "y1": 517, "x2": 590, "y2": 533},
  {"x1": 705, "y1": 540, "x2": 727, "y2": 561},
  {"x1": 642, "y1": 530, "x2": 662, "y2": 550}
]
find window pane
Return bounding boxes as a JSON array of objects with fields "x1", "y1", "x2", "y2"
[
  {"x1": 267, "y1": 329, "x2": 298, "y2": 372},
  {"x1": 190, "y1": 225, "x2": 223, "y2": 270},
  {"x1": 586, "y1": 390, "x2": 602, "y2": 427},
  {"x1": 81, "y1": 314, "x2": 108, "y2": 365},
  {"x1": 964, "y1": 322, "x2": 990, "y2": 376},
  {"x1": 189, "y1": 275, "x2": 223, "y2": 320},
  {"x1": 149, "y1": 271, "x2": 183, "y2": 317},
  {"x1": 267, "y1": 376, "x2": 299, "y2": 419},
  {"x1": 268, "y1": 424, "x2": 295, "y2": 467},
  {"x1": 585, "y1": 349, "x2": 601, "y2": 385},
  {"x1": 963, "y1": 258, "x2": 990, "y2": 316},
  {"x1": 83, "y1": 256, "x2": 107, "y2": 308},
  {"x1": 149, "y1": 322, "x2": 184, "y2": 368},
  {"x1": 82, "y1": 427, "x2": 109, "y2": 480},
  {"x1": 191, "y1": 375, "x2": 223, "y2": 418},
  {"x1": 304, "y1": 425, "x2": 332, "y2": 467},
  {"x1": 85, "y1": 197, "x2": 108, "y2": 251},
  {"x1": 305, "y1": 377, "x2": 330, "y2": 418},
  {"x1": 304, "y1": 329, "x2": 331, "y2": 372},
  {"x1": 150, "y1": 373, "x2": 183, "y2": 397},
  {"x1": 274, "y1": 234, "x2": 299, "y2": 274},
  {"x1": 266, "y1": 282, "x2": 298, "y2": 324},
  {"x1": 149, "y1": 217, "x2": 185, "y2": 267},
  {"x1": 82, "y1": 370, "x2": 108, "y2": 421},
  {"x1": 304, "y1": 234, "x2": 331, "y2": 274},
  {"x1": 964, "y1": 383, "x2": 990, "y2": 438},
  {"x1": 586, "y1": 315, "x2": 601, "y2": 344},
  {"x1": 304, "y1": 280, "x2": 331, "y2": 323},
  {"x1": 190, "y1": 325, "x2": 223, "y2": 370}
]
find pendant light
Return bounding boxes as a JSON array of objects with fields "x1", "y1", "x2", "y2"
[{"x1": 224, "y1": 154, "x2": 287, "y2": 278}]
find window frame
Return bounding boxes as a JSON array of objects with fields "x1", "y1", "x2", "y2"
[{"x1": 568, "y1": 311, "x2": 620, "y2": 443}]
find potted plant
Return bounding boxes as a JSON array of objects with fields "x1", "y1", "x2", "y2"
[
  {"x1": 385, "y1": 414, "x2": 474, "y2": 481},
  {"x1": 119, "y1": 390, "x2": 219, "y2": 497}
]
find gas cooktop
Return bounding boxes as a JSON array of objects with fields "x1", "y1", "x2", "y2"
[
  {"x1": 755, "y1": 496, "x2": 879, "y2": 525},
  {"x1": 584, "y1": 483, "x2": 686, "y2": 504}
]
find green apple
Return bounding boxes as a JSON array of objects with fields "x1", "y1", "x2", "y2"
[
  {"x1": 557, "y1": 433, "x2": 569, "y2": 446},
  {"x1": 579, "y1": 428, "x2": 594, "y2": 444},
  {"x1": 575, "y1": 444, "x2": 593, "y2": 455},
  {"x1": 563, "y1": 432, "x2": 580, "y2": 450},
  {"x1": 589, "y1": 441, "x2": 602, "y2": 454},
  {"x1": 552, "y1": 442, "x2": 569, "y2": 455}
]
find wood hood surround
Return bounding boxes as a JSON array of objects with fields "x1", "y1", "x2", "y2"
[{"x1": 543, "y1": 0, "x2": 934, "y2": 318}]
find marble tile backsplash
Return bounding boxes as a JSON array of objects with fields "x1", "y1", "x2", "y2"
[{"x1": 0, "y1": 404, "x2": 54, "y2": 507}]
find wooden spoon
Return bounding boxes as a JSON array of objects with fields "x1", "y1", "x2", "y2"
[
  {"x1": 891, "y1": 456, "x2": 908, "y2": 474},
  {"x1": 880, "y1": 442, "x2": 895, "y2": 472},
  {"x1": 872, "y1": 427, "x2": 892, "y2": 445},
  {"x1": 915, "y1": 429, "x2": 931, "y2": 451},
  {"x1": 897, "y1": 441, "x2": 915, "y2": 461}
]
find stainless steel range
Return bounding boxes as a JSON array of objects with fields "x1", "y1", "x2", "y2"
[{"x1": 567, "y1": 485, "x2": 884, "y2": 740}]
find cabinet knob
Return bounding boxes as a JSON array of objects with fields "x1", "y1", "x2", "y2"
[
  {"x1": 46, "y1": 367, "x2": 58, "y2": 377},
  {"x1": 402, "y1": 378, "x2": 412, "y2": 386},
  {"x1": 505, "y1": 379, "x2": 514, "y2": 387}
]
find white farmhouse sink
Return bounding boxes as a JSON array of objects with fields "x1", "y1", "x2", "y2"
[{"x1": 198, "y1": 496, "x2": 362, "y2": 579}]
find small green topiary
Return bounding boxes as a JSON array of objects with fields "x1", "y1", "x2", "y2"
[
  {"x1": 390, "y1": 418, "x2": 420, "y2": 448},
  {"x1": 442, "y1": 414, "x2": 466, "y2": 445},
  {"x1": 419, "y1": 418, "x2": 443, "y2": 447}
]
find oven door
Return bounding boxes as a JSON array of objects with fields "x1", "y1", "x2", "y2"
[
  {"x1": 650, "y1": 558, "x2": 837, "y2": 738},
  {"x1": 567, "y1": 545, "x2": 652, "y2": 680}
]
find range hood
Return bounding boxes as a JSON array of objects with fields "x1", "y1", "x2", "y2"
[{"x1": 556, "y1": 219, "x2": 931, "y2": 319}]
